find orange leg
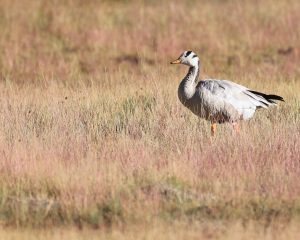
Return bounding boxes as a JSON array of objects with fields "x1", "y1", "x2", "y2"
[
  {"x1": 232, "y1": 122, "x2": 240, "y2": 134},
  {"x1": 211, "y1": 123, "x2": 217, "y2": 136}
]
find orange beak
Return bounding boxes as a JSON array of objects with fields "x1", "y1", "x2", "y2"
[{"x1": 170, "y1": 59, "x2": 181, "y2": 64}]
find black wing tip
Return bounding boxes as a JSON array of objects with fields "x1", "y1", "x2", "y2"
[
  {"x1": 248, "y1": 90, "x2": 284, "y2": 103},
  {"x1": 268, "y1": 95, "x2": 284, "y2": 102}
]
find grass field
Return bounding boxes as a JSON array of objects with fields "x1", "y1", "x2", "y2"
[{"x1": 0, "y1": 0, "x2": 300, "y2": 239}]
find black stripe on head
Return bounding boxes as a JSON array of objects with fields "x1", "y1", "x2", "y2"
[
  {"x1": 192, "y1": 54, "x2": 198, "y2": 58},
  {"x1": 185, "y1": 51, "x2": 192, "y2": 57}
]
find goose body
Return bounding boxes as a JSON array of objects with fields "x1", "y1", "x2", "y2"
[{"x1": 171, "y1": 51, "x2": 284, "y2": 135}]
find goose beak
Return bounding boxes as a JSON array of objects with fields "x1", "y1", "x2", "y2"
[{"x1": 170, "y1": 59, "x2": 181, "y2": 64}]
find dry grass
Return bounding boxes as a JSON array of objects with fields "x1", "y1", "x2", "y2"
[
  {"x1": 1, "y1": 221, "x2": 300, "y2": 240},
  {"x1": 0, "y1": 0, "x2": 300, "y2": 239}
]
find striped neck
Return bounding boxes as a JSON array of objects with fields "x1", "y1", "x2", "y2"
[{"x1": 178, "y1": 64, "x2": 200, "y2": 100}]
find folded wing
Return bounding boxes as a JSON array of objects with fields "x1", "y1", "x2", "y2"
[{"x1": 197, "y1": 79, "x2": 284, "y2": 120}]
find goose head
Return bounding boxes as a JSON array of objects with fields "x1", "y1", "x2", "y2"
[{"x1": 170, "y1": 50, "x2": 199, "y2": 67}]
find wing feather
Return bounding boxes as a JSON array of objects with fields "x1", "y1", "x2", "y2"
[{"x1": 197, "y1": 79, "x2": 276, "y2": 120}]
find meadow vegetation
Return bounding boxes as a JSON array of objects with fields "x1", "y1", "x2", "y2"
[{"x1": 0, "y1": 0, "x2": 299, "y2": 239}]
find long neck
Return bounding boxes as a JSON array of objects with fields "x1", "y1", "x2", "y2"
[{"x1": 178, "y1": 64, "x2": 200, "y2": 100}]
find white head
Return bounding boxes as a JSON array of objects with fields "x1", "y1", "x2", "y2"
[{"x1": 170, "y1": 50, "x2": 199, "y2": 67}]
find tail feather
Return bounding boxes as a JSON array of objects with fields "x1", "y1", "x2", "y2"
[{"x1": 248, "y1": 90, "x2": 284, "y2": 104}]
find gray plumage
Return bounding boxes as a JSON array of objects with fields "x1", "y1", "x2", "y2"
[{"x1": 171, "y1": 51, "x2": 284, "y2": 124}]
